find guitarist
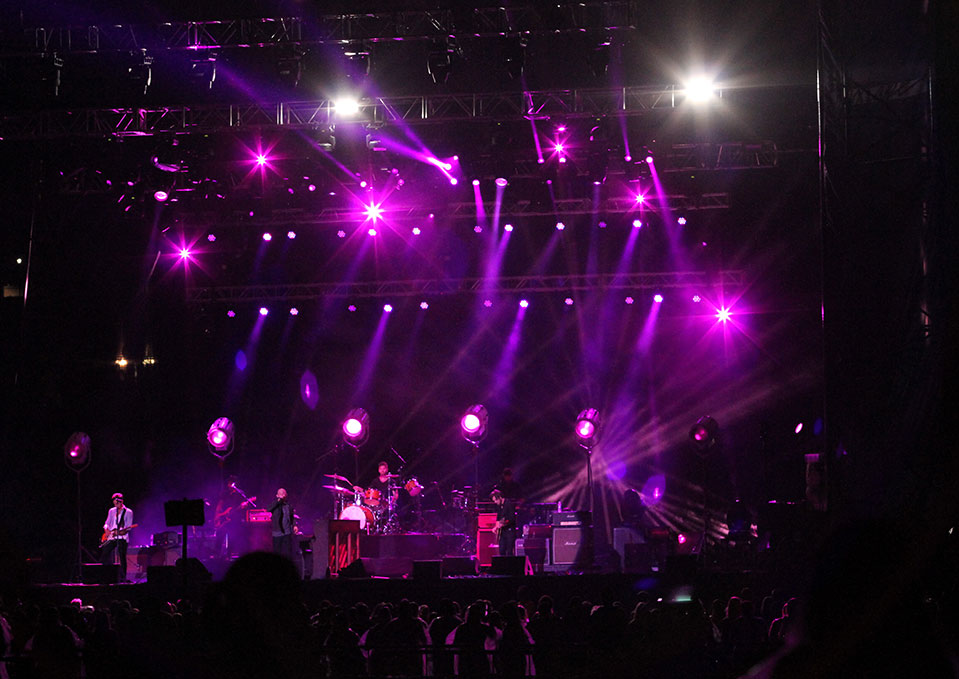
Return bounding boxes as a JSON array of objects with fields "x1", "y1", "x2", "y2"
[
  {"x1": 101, "y1": 492, "x2": 133, "y2": 579},
  {"x1": 215, "y1": 476, "x2": 254, "y2": 558},
  {"x1": 491, "y1": 489, "x2": 517, "y2": 557}
]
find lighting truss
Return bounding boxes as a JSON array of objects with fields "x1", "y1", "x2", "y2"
[
  {"x1": 187, "y1": 269, "x2": 746, "y2": 304},
  {"x1": 14, "y1": 3, "x2": 638, "y2": 56}
]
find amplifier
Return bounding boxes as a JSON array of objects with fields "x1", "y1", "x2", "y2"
[
  {"x1": 477, "y1": 512, "x2": 497, "y2": 530},
  {"x1": 515, "y1": 538, "x2": 550, "y2": 566},
  {"x1": 551, "y1": 510, "x2": 591, "y2": 527},
  {"x1": 247, "y1": 509, "x2": 272, "y2": 523},
  {"x1": 152, "y1": 531, "x2": 180, "y2": 547},
  {"x1": 552, "y1": 526, "x2": 593, "y2": 567}
]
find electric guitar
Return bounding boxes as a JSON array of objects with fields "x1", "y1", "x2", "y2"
[
  {"x1": 494, "y1": 519, "x2": 508, "y2": 540},
  {"x1": 100, "y1": 524, "x2": 138, "y2": 546},
  {"x1": 214, "y1": 497, "x2": 257, "y2": 529}
]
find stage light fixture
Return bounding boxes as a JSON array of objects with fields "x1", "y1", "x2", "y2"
[
  {"x1": 126, "y1": 50, "x2": 153, "y2": 96},
  {"x1": 460, "y1": 404, "x2": 489, "y2": 443},
  {"x1": 427, "y1": 37, "x2": 459, "y2": 84},
  {"x1": 684, "y1": 74, "x2": 716, "y2": 103},
  {"x1": 689, "y1": 416, "x2": 719, "y2": 450},
  {"x1": 190, "y1": 58, "x2": 217, "y2": 89},
  {"x1": 575, "y1": 408, "x2": 601, "y2": 447},
  {"x1": 64, "y1": 432, "x2": 92, "y2": 472},
  {"x1": 207, "y1": 417, "x2": 235, "y2": 457},
  {"x1": 342, "y1": 408, "x2": 370, "y2": 447}
]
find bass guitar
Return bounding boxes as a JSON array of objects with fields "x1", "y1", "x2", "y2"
[
  {"x1": 214, "y1": 497, "x2": 257, "y2": 529},
  {"x1": 100, "y1": 524, "x2": 138, "y2": 547}
]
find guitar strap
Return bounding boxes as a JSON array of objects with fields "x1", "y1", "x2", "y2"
[{"x1": 117, "y1": 508, "x2": 125, "y2": 532}]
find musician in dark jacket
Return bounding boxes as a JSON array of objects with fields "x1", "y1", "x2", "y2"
[
  {"x1": 269, "y1": 488, "x2": 296, "y2": 560},
  {"x1": 491, "y1": 489, "x2": 517, "y2": 557}
]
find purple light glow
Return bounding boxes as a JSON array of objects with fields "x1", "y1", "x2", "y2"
[
  {"x1": 368, "y1": 228, "x2": 377, "y2": 236},
  {"x1": 226, "y1": 310, "x2": 236, "y2": 317},
  {"x1": 461, "y1": 414, "x2": 482, "y2": 434},
  {"x1": 555, "y1": 221, "x2": 565, "y2": 231},
  {"x1": 178, "y1": 248, "x2": 191, "y2": 259},
  {"x1": 234, "y1": 350, "x2": 247, "y2": 371},
  {"x1": 337, "y1": 230, "x2": 346, "y2": 238},
  {"x1": 343, "y1": 418, "x2": 364, "y2": 437},
  {"x1": 717, "y1": 307, "x2": 732, "y2": 322},
  {"x1": 262, "y1": 232, "x2": 273, "y2": 241},
  {"x1": 209, "y1": 430, "x2": 228, "y2": 447},
  {"x1": 308, "y1": 184, "x2": 316, "y2": 192},
  {"x1": 495, "y1": 177, "x2": 508, "y2": 187},
  {"x1": 794, "y1": 422, "x2": 804, "y2": 434},
  {"x1": 364, "y1": 203, "x2": 383, "y2": 221},
  {"x1": 605, "y1": 461, "x2": 627, "y2": 481},
  {"x1": 641, "y1": 474, "x2": 666, "y2": 507},
  {"x1": 412, "y1": 227, "x2": 421, "y2": 235},
  {"x1": 259, "y1": 307, "x2": 269, "y2": 316},
  {"x1": 653, "y1": 294, "x2": 663, "y2": 303},
  {"x1": 504, "y1": 224, "x2": 513, "y2": 232},
  {"x1": 289, "y1": 307, "x2": 299, "y2": 316},
  {"x1": 153, "y1": 190, "x2": 169, "y2": 202},
  {"x1": 559, "y1": 156, "x2": 567, "y2": 164},
  {"x1": 554, "y1": 143, "x2": 564, "y2": 153},
  {"x1": 632, "y1": 219, "x2": 642, "y2": 228},
  {"x1": 564, "y1": 297, "x2": 574, "y2": 305},
  {"x1": 359, "y1": 180, "x2": 368, "y2": 188},
  {"x1": 300, "y1": 370, "x2": 319, "y2": 410},
  {"x1": 483, "y1": 299, "x2": 493, "y2": 308},
  {"x1": 678, "y1": 216, "x2": 687, "y2": 225},
  {"x1": 383, "y1": 304, "x2": 393, "y2": 313},
  {"x1": 207, "y1": 233, "x2": 216, "y2": 242},
  {"x1": 692, "y1": 294, "x2": 702, "y2": 302},
  {"x1": 624, "y1": 154, "x2": 632, "y2": 162},
  {"x1": 519, "y1": 299, "x2": 529, "y2": 308},
  {"x1": 287, "y1": 187, "x2": 294, "y2": 195},
  {"x1": 256, "y1": 154, "x2": 267, "y2": 166},
  {"x1": 645, "y1": 155, "x2": 654, "y2": 164},
  {"x1": 635, "y1": 193, "x2": 645, "y2": 203},
  {"x1": 473, "y1": 225, "x2": 483, "y2": 233},
  {"x1": 419, "y1": 301, "x2": 429, "y2": 309},
  {"x1": 625, "y1": 296, "x2": 634, "y2": 305},
  {"x1": 472, "y1": 179, "x2": 480, "y2": 186},
  {"x1": 347, "y1": 304, "x2": 357, "y2": 312},
  {"x1": 287, "y1": 230, "x2": 296, "y2": 239},
  {"x1": 576, "y1": 421, "x2": 595, "y2": 439},
  {"x1": 677, "y1": 533, "x2": 687, "y2": 545},
  {"x1": 450, "y1": 178, "x2": 458, "y2": 185},
  {"x1": 557, "y1": 125, "x2": 566, "y2": 132}
]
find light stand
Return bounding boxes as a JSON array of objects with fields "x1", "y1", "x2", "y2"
[{"x1": 64, "y1": 432, "x2": 92, "y2": 582}]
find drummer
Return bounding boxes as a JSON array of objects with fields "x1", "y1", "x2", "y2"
[{"x1": 355, "y1": 460, "x2": 398, "y2": 509}]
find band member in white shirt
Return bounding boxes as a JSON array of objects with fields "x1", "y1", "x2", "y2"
[{"x1": 101, "y1": 492, "x2": 134, "y2": 579}]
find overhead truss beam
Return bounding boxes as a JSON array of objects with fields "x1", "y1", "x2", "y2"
[
  {"x1": 11, "y1": 3, "x2": 638, "y2": 56},
  {"x1": 187, "y1": 269, "x2": 746, "y2": 304}
]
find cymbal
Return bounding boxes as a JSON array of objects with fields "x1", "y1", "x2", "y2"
[
  {"x1": 322, "y1": 485, "x2": 355, "y2": 495},
  {"x1": 325, "y1": 473, "x2": 352, "y2": 483}
]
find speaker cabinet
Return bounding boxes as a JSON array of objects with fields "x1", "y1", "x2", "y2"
[
  {"x1": 441, "y1": 556, "x2": 477, "y2": 576},
  {"x1": 412, "y1": 560, "x2": 443, "y2": 580},
  {"x1": 476, "y1": 528, "x2": 499, "y2": 566},
  {"x1": 515, "y1": 538, "x2": 550, "y2": 566},
  {"x1": 552, "y1": 526, "x2": 593, "y2": 567}
]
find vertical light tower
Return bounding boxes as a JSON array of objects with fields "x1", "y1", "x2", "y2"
[
  {"x1": 574, "y1": 408, "x2": 601, "y2": 516},
  {"x1": 342, "y1": 408, "x2": 370, "y2": 480}
]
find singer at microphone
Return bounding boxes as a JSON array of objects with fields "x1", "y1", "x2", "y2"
[{"x1": 269, "y1": 488, "x2": 295, "y2": 561}]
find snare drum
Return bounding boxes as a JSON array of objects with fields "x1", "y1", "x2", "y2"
[
  {"x1": 363, "y1": 487, "x2": 382, "y2": 507},
  {"x1": 339, "y1": 503, "x2": 375, "y2": 530},
  {"x1": 404, "y1": 477, "x2": 423, "y2": 497}
]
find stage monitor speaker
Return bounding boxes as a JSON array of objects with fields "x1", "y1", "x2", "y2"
[
  {"x1": 176, "y1": 557, "x2": 212, "y2": 582},
  {"x1": 82, "y1": 563, "x2": 121, "y2": 584},
  {"x1": 441, "y1": 556, "x2": 477, "y2": 576},
  {"x1": 412, "y1": 560, "x2": 443, "y2": 580},
  {"x1": 339, "y1": 557, "x2": 370, "y2": 579},
  {"x1": 491, "y1": 555, "x2": 532, "y2": 576},
  {"x1": 552, "y1": 526, "x2": 593, "y2": 567}
]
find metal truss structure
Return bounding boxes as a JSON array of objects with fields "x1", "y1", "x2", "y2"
[
  {"x1": 186, "y1": 269, "x2": 746, "y2": 305},
  {"x1": 0, "y1": 84, "x2": 722, "y2": 141},
  {"x1": 10, "y1": 3, "x2": 638, "y2": 56}
]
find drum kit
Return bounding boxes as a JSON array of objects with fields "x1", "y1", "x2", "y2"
[{"x1": 323, "y1": 472, "x2": 424, "y2": 534}]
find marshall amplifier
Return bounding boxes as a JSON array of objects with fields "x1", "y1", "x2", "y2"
[
  {"x1": 550, "y1": 510, "x2": 591, "y2": 527},
  {"x1": 247, "y1": 509, "x2": 272, "y2": 523},
  {"x1": 551, "y1": 526, "x2": 593, "y2": 567}
]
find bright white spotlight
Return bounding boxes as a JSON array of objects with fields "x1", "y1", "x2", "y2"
[
  {"x1": 207, "y1": 417, "x2": 235, "y2": 455},
  {"x1": 342, "y1": 408, "x2": 370, "y2": 446},
  {"x1": 460, "y1": 404, "x2": 489, "y2": 443},
  {"x1": 575, "y1": 408, "x2": 600, "y2": 447},
  {"x1": 684, "y1": 75, "x2": 716, "y2": 103},
  {"x1": 334, "y1": 96, "x2": 361, "y2": 116}
]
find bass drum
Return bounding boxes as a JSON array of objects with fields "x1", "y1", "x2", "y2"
[{"x1": 339, "y1": 504, "x2": 375, "y2": 531}]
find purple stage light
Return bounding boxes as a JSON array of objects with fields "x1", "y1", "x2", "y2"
[
  {"x1": 300, "y1": 371, "x2": 319, "y2": 410},
  {"x1": 504, "y1": 223, "x2": 513, "y2": 232},
  {"x1": 645, "y1": 154, "x2": 654, "y2": 164},
  {"x1": 606, "y1": 461, "x2": 627, "y2": 481},
  {"x1": 559, "y1": 156, "x2": 567, "y2": 164},
  {"x1": 577, "y1": 420, "x2": 595, "y2": 439},
  {"x1": 554, "y1": 143, "x2": 564, "y2": 153},
  {"x1": 262, "y1": 232, "x2": 272, "y2": 241},
  {"x1": 555, "y1": 221, "x2": 565, "y2": 230},
  {"x1": 677, "y1": 533, "x2": 687, "y2": 545},
  {"x1": 678, "y1": 216, "x2": 687, "y2": 225},
  {"x1": 519, "y1": 299, "x2": 529, "y2": 308},
  {"x1": 689, "y1": 416, "x2": 719, "y2": 449},
  {"x1": 564, "y1": 297, "x2": 574, "y2": 305},
  {"x1": 632, "y1": 219, "x2": 642, "y2": 229},
  {"x1": 474, "y1": 225, "x2": 483, "y2": 233},
  {"x1": 177, "y1": 248, "x2": 191, "y2": 259},
  {"x1": 692, "y1": 294, "x2": 702, "y2": 303},
  {"x1": 624, "y1": 154, "x2": 632, "y2": 162},
  {"x1": 483, "y1": 299, "x2": 493, "y2": 307},
  {"x1": 412, "y1": 227, "x2": 421, "y2": 235},
  {"x1": 716, "y1": 307, "x2": 732, "y2": 322},
  {"x1": 344, "y1": 418, "x2": 363, "y2": 437},
  {"x1": 794, "y1": 422, "x2": 803, "y2": 434},
  {"x1": 364, "y1": 203, "x2": 383, "y2": 221},
  {"x1": 557, "y1": 125, "x2": 566, "y2": 132},
  {"x1": 234, "y1": 351, "x2": 247, "y2": 371},
  {"x1": 383, "y1": 303, "x2": 393, "y2": 312},
  {"x1": 575, "y1": 408, "x2": 600, "y2": 446},
  {"x1": 207, "y1": 417, "x2": 234, "y2": 451},
  {"x1": 359, "y1": 180, "x2": 368, "y2": 188},
  {"x1": 287, "y1": 187, "x2": 295, "y2": 195},
  {"x1": 598, "y1": 221, "x2": 607, "y2": 228},
  {"x1": 337, "y1": 230, "x2": 346, "y2": 238},
  {"x1": 635, "y1": 193, "x2": 645, "y2": 203},
  {"x1": 420, "y1": 301, "x2": 429, "y2": 309},
  {"x1": 702, "y1": 241, "x2": 708, "y2": 247},
  {"x1": 472, "y1": 179, "x2": 480, "y2": 186},
  {"x1": 289, "y1": 307, "x2": 298, "y2": 316},
  {"x1": 207, "y1": 233, "x2": 216, "y2": 242},
  {"x1": 256, "y1": 154, "x2": 267, "y2": 166},
  {"x1": 640, "y1": 474, "x2": 666, "y2": 507},
  {"x1": 653, "y1": 294, "x2": 663, "y2": 303},
  {"x1": 495, "y1": 177, "x2": 508, "y2": 187},
  {"x1": 460, "y1": 405, "x2": 488, "y2": 442},
  {"x1": 287, "y1": 230, "x2": 296, "y2": 239},
  {"x1": 226, "y1": 310, "x2": 236, "y2": 318},
  {"x1": 347, "y1": 304, "x2": 357, "y2": 312},
  {"x1": 625, "y1": 296, "x2": 634, "y2": 305},
  {"x1": 154, "y1": 190, "x2": 169, "y2": 202},
  {"x1": 308, "y1": 184, "x2": 316, "y2": 192},
  {"x1": 342, "y1": 408, "x2": 370, "y2": 445},
  {"x1": 368, "y1": 228, "x2": 377, "y2": 236},
  {"x1": 259, "y1": 307, "x2": 269, "y2": 316},
  {"x1": 450, "y1": 177, "x2": 458, "y2": 185}
]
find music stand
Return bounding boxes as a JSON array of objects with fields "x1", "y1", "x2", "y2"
[{"x1": 165, "y1": 499, "x2": 205, "y2": 583}]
